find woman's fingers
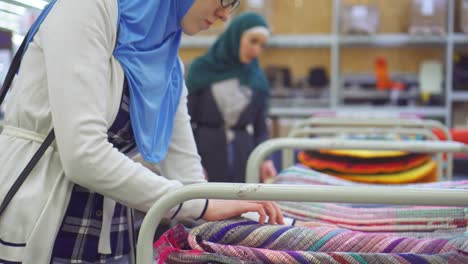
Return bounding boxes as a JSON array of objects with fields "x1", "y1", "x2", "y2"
[
  {"x1": 262, "y1": 202, "x2": 276, "y2": 224},
  {"x1": 251, "y1": 201, "x2": 284, "y2": 225},
  {"x1": 202, "y1": 200, "x2": 285, "y2": 225},
  {"x1": 271, "y1": 202, "x2": 284, "y2": 225},
  {"x1": 254, "y1": 204, "x2": 267, "y2": 224}
]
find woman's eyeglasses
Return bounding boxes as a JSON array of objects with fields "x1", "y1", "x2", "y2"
[{"x1": 221, "y1": 0, "x2": 240, "y2": 12}]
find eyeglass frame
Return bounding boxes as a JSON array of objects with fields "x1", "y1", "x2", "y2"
[{"x1": 221, "y1": 0, "x2": 240, "y2": 11}]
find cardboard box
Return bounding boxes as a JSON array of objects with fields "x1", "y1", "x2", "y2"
[
  {"x1": 408, "y1": 0, "x2": 447, "y2": 35},
  {"x1": 341, "y1": 5, "x2": 380, "y2": 35},
  {"x1": 460, "y1": 0, "x2": 468, "y2": 33}
]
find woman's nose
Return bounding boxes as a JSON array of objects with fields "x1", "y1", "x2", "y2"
[{"x1": 216, "y1": 6, "x2": 231, "y2": 22}]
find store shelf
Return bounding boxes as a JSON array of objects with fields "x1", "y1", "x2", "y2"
[
  {"x1": 341, "y1": 88, "x2": 421, "y2": 100},
  {"x1": 270, "y1": 97, "x2": 329, "y2": 107},
  {"x1": 267, "y1": 34, "x2": 332, "y2": 48},
  {"x1": 178, "y1": 1, "x2": 457, "y2": 126},
  {"x1": 451, "y1": 91, "x2": 468, "y2": 102},
  {"x1": 180, "y1": 35, "x2": 217, "y2": 48},
  {"x1": 269, "y1": 103, "x2": 446, "y2": 119},
  {"x1": 340, "y1": 34, "x2": 446, "y2": 47},
  {"x1": 336, "y1": 106, "x2": 447, "y2": 118},
  {"x1": 181, "y1": 34, "x2": 449, "y2": 48},
  {"x1": 181, "y1": 34, "x2": 333, "y2": 48},
  {"x1": 452, "y1": 33, "x2": 468, "y2": 44},
  {"x1": 269, "y1": 106, "x2": 328, "y2": 118},
  {"x1": 271, "y1": 87, "x2": 329, "y2": 97}
]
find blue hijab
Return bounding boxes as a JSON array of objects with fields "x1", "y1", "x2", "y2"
[
  {"x1": 26, "y1": 0, "x2": 195, "y2": 163},
  {"x1": 113, "y1": 0, "x2": 195, "y2": 163}
]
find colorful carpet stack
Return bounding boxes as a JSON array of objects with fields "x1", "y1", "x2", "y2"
[{"x1": 298, "y1": 149, "x2": 437, "y2": 184}]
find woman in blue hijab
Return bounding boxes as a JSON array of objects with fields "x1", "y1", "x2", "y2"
[
  {"x1": 186, "y1": 12, "x2": 277, "y2": 184},
  {"x1": 0, "y1": 1, "x2": 284, "y2": 263}
]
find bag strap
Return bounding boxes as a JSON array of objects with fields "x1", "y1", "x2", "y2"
[{"x1": 0, "y1": 33, "x2": 55, "y2": 217}]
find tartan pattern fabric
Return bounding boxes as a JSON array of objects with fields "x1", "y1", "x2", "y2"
[
  {"x1": 106, "y1": 82, "x2": 137, "y2": 154},
  {"x1": 51, "y1": 186, "x2": 131, "y2": 263},
  {"x1": 154, "y1": 220, "x2": 468, "y2": 264},
  {"x1": 51, "y1": 83, "x2": 134, "y2": 263}
]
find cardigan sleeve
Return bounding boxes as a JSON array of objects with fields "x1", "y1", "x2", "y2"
[{"x1": 38, "y1": 0, "x2": 205, "y2": 220}]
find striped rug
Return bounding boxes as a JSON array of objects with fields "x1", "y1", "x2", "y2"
[
  {"x1": 154, "y1": 220, "x2": 468, "y2": 263},
  {"x1": 275, "y1": 166, "x2": 468, "y2": 238}
]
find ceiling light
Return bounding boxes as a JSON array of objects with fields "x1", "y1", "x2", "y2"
[
  {"x1": 0, "y1": 10, "x2": 20, "y2": 22},
  {"x1": 8, "y1": 0, "x2": 47, "y2": 10},
  {"x1": 0, "y1": 2, "x2": 26, "y2": 15}
]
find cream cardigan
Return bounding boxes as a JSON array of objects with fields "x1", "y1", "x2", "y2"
[{"x1": 0, "y1": 0, "x2": 207, "y2": 262}]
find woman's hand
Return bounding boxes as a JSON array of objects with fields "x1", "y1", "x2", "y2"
[
  {"x1": 203, "y1": 200, "x2": 284, "y2": 225},
  {"x1": 260, "y1": 160, "x2": 277, "y2": 183}
]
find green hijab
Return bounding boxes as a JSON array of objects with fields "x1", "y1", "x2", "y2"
[{"x1": 186, "y1": 12, "x2": 270, "y2": 95}]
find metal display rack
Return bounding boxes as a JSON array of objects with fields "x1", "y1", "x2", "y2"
[
  {"x1": 138, "y1": 137, "x2": 468, "y2": 263},
  {"x1": 180, "y1": 0, "x2": 467, "y2": 127}
]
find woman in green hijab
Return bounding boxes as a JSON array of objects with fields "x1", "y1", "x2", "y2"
[{"x1": 186, "y1": 12, "x2": 276, "y2": 183}]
